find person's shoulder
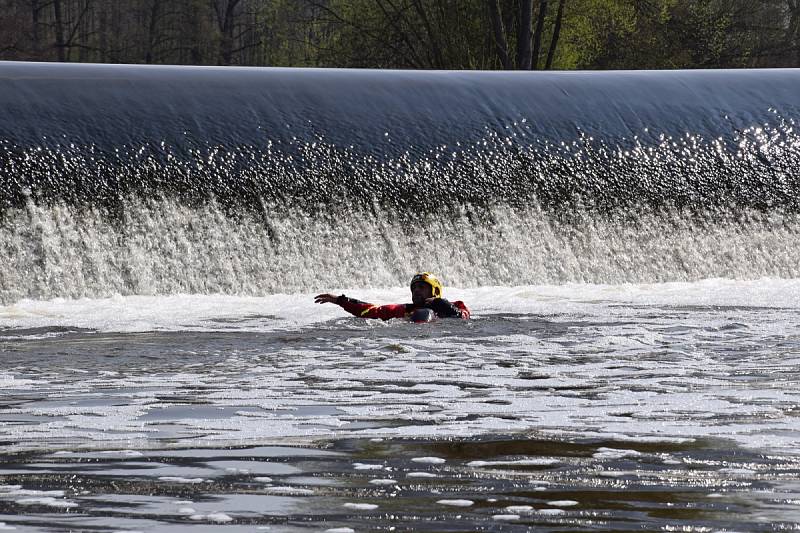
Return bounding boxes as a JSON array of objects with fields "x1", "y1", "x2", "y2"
[{"x1": 381, "y1": 303, "x2": 414, "y2": 310}]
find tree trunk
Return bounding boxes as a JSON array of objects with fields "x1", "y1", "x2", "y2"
[
  {"x1": 531, "y1": 0, "x2": 547, "y2": 69},
  {"x1": 517, "y1": 0, "x2": 533, "y2": 69},
  {"x1": 145, "y1": 0, "x2": 160, "y2": 63},
  {"x1": 411, "y1": 0, "x2": 444, "y2": 69},
  {"x1": 487, "y1": 0, "x2": 512, "y2": 69},
  {"x1": 789, "y1": 0, "x2": 800, "y2": 67},
  {"x1": 31, "y1": 0, "x2": 42, "y2": 57},
  {"x1": 78, "y1": 0, "x2": 89, "y2": 62},
  {"x1": 186, "y1": 0, "x2": 203, "y2": 64},
  {"x1": 545, "y1": 0, "x2": 565, "y2": 69},
  {"x1": 213, "y1": 0, "x2": 241, "y2": 65},
  {"x1": 53, "y1": 0, "x2": 66, "y2": 61},
  {"x1": 97, "y1": 1, "x2": 106, "y2": 62}
]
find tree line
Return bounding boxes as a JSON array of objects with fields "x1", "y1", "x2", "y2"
[{"x1": 1, "y1": 0, "x2": 799, "y2": 69}]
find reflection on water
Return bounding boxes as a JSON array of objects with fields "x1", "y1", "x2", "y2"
[{"x1": 0, "y1": 436, "x2": 798, "y2": 532}]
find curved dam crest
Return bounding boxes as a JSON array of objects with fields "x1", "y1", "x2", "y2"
[
  {"x1": 1, "y1": 62, "x2": 799, "y2": 302},
  {"x1": 2, "y1": 62, "x2": 800, "y2": 153}
]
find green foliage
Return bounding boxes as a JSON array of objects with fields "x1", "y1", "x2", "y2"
[{"x1": 0, "y1": 0, "x2": 797, "y2": 69}]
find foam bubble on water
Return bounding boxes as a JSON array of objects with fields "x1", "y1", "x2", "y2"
[
  {"x1": 467, "y1": 458, "x2": 560, "y2": 467},
  {"x1": 209, "y1": 512, "x2": 234, "y2": 523},
  {"x1": 325, "y1": 528, "x2": 355, "y2": 533},
  {"x1": 16, "y1": 497, "x2": 77, "y2": 508},
  {"x1": 411, "y1": 456, "x2": 446, "y2": 464},
  {"x1": 492, "y1": 514, "x2": 520, "y2": 521},
  {"x1": 352, "y1": 463, "x2": 384, "y2": 470},
  {"x1": 436, "y1": 499, "x2": 474, "y2": 507},
  {"x1": 0, "y1": 374, "x2": 42, "y2": 389},
  {"x1": 568, "y1": 432, "x2": 696, "y2": 445},
  {"x1": 158, "y1": 477, "x2": 205, "y2": 483},
  {"x1": 593, "y1": 448, "x2": 643, "y2": 459},
  {"x1": 0, "y1": 486, "x2": 65, "y2": 498},
  {"x1": 407, "y1": 472, "x2": 438, "y2": 478},
  {"x1": 99, "y1": 450, "x2": 144, "y2": 457},
  {"x1": 261, "y1": 487, "x2": 314, "y2": 495},
  {"x1": 369, "y1": 479, "x2": 397, "y2": 485},
  {"x1": 343, "y1": 502, "x2": 378, "y2": 510},
  {"x1": 0, "y1": 523, "x2": 15, "y2": 530},
  {"x1": 548, "y1": 500, "x2": 579, "y2": 506},
  {"x1": 506, "y1": 505, "x2": 534, "y2": 512}
]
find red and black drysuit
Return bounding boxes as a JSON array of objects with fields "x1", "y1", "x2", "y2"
[{"x1": 333, "y1": 295, "x2": 470, "y2": 320}]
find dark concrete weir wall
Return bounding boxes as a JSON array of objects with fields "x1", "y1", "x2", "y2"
[{"x1": 2, "y1": 61, "x2": 800, "y2": 154}]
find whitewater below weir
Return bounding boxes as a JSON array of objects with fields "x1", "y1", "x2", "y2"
[{"x1": 1, "y1": 279, "x2": 800, "y2": 531}]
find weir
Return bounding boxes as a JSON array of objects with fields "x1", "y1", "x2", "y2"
[{"x1": 1, "y1": 62, "x2": 799, "y2": 302}]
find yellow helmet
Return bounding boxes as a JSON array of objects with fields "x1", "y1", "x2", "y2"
[{"x1": 410, "y1": 272, "x2": 443, "y2": 298}]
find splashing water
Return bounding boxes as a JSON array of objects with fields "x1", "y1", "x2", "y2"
[{"x1": 1, "y1": 116, "x2": 799, "y2": 303}]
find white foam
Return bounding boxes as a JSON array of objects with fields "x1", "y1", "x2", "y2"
[
  {"x1": 369, "y1": 479, "x2": 397, "y2": 485},
  {"x1": 411, "y1": 456, "x2": 446, "y2": 464},
  {"x1": 16, "y1": 497, "x2": 77, "y2": 508},
  {"x1": 99, "y1": 450, "x2": 144, "y2": 457},
  {"x1": 492, "y1": 514, "x2": 520, "y2": 521},
  {"x1": 261, "y1": 486, "x2": 314, "y2": 495},
  {"x1": 157, "y1": 477, "x2": 205, "y2": 484},
  {"x1": 353, "y1": 463, "x2": 384, "y2": 470},
  {"x1": 407, "y1": 472, "x2": 438, "y2": 478},
  {"x1": 189, "y1": 512, "x2": 233, "y2": 522},
  {"x1": 547, "y1": 500, "x2": 579, "y2": 506},
  {"x1": 436, "y1": 499, "x2": 473, "y2": 507},
  {"x1": 538, "y1": 508, "x2": 566, "y2": 515},
  {"x1": 0, "y1": 486, "x2": 66, "y2": 499},
  {"x1": 343, "y1": 502, "x2": 378, "y2": 510},
  {"x1": 3, "y1": 278, "x2": 798, "y2": 333},
  {"x1": 506, "y1": 505, "x2": 534, "y2": 512},
  {"x1": 208, "y1": 512, "x2": 234, "y2": 522},
  {"x1": 4, "y1": 278, "x2": 800, "y2": 457},
  {"x1": 593, "y1": 448, "x2": 643, "y2": 459},
  {"x1": 467, "y1": 458, "x2": 559, "y2": 467}
]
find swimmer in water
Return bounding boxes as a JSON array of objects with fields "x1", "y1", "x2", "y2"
[{"x1": 314, "y1": 272, "x2": 470, "y2": 321}]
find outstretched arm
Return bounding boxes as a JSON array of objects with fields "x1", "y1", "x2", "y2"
[
  {"x1": 315, "y1": 294, "x2": 409, "y2": 320},
  {"x1": 426, "y1": 298, "x2": 471, "y2": 319}
]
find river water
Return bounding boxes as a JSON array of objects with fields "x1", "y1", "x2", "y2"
[
  {"x1": 2, "y1": 63, "x2": 800, "y2": 531},
  {"x1": 2, "y1": 282, "x2": 800, "y2": 531}
]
